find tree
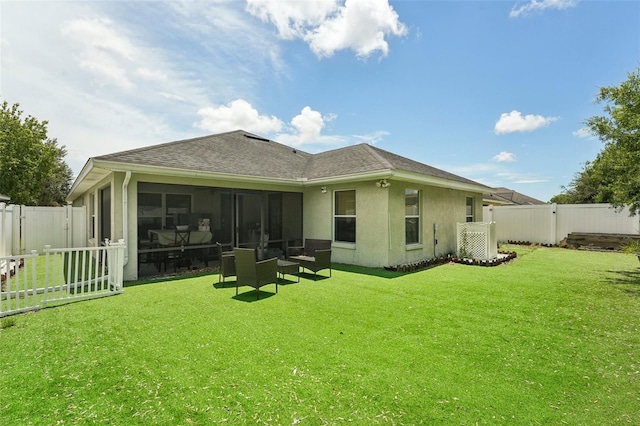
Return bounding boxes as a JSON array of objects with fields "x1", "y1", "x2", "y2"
[
  {"x1": 0, "y1": 100, "x2": 73, "y2": 206},
  {"x1": 551, "y1": 68, "x2": 640, "y2": 215}
]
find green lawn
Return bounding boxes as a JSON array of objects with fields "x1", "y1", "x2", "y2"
[{"x1": 1, "y1": 246, "x2": 639, "y2": 425}]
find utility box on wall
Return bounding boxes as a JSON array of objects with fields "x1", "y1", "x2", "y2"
[{"x1": 457, "y1": 222, "x2": 497, "y2": 260}]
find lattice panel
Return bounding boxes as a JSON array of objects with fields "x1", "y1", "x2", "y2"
[
  {"x1": 463, "y1": 231, "x2": 486, "y2": 259},
  {"x1": 457, "y1": 222, "x2": 497, "y2": 260}
]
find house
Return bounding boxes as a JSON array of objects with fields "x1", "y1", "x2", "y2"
[
  {"x1": 67, "y1": 130, "x2": 492, "y2": 281},
  {"x1": 0, "y1": 194, "x2": 10, "y2": 202},
  {"x1": 483, "y1": 187, "x2": 546, "y2": 206}
]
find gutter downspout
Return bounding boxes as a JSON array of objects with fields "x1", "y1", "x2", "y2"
[{"x1": 122, "y1": 171, "x2": 131, "y2": 266}]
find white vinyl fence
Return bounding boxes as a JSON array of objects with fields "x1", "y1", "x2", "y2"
[
  {"x1": 483, "y1": 204, "x2": 640, "y2": 245},
  {"x1": 0, "y1": 240, "x2": 125, "y2": 318},
  {"x1": 0, "y1": 203, "x2": 86, "y2": 257}
]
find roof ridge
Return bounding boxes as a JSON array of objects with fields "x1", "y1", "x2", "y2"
[
  {"x1": 361, "y1": 144, "x2": 395, "y2": 170},
  {"x1": 95, "y1": 132, "x2": 241, "y2": 160}
]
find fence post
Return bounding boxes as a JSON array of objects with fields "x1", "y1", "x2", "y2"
[
  {"x1": 65, "y1": 203, "x2": 72, "y2": 249},
  {"x1": 106, "y1": 239, "x2": 126, "y2": 292},
  {"x1": 0, "y1": 202, "x2": 5, "y2": 258},
  {"x1": 550, "y1": 203, "x2": 558, "y2": 245},
  {"x1": 43, "y1": 245, "x2": 51, "y2": 306},
  {"x1": 30, "y1": 250, "x2": 38, "y2": 310}
]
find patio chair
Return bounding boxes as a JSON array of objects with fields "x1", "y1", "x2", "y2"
[
  {"x1": 217, "y1": 242, "x2": 236, "y2": 285},
  {"x1": 287, "y1": 238, "x2": 332, "y2": 279},
  {"x1": 164, "y1": 230, "x2": 191, "y2": 272},
  {"x1": 233, "y1": 248, "x2": 278, "y2": 300}
]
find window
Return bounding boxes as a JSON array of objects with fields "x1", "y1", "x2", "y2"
[
  {"x1": 466, "y1": 197, "x2": 474, "y2": 222},
  {"x1": 334, "y1": 190, "x2": 356, "y2": 243},
  {"x1": 405, "y1": 189, "x2": 420, "y2": 244},
  {"x1": 100, "y1": 186, "x2": 111, "y2": 242}
]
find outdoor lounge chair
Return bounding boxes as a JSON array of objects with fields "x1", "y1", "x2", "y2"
[
  {"x1": 233, "y1": 248, "x2": 278, "y2": 300},
  {"x1": 217, "y1": 242, "x2": 236, "y2": 285},
  {"x1": 287, "y1": 238, "x2": 332, "y2": 279}
]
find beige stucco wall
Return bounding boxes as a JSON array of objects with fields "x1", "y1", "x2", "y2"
[
  {"x1": 388, "y1": 184, "x2": 483, "y2": 267},
  {"x1": 303, "y1": 180, "x2": 483, "y2": 268},
  {"x1": 302, "y1": 181, "x2": 391, "y2": 267}
]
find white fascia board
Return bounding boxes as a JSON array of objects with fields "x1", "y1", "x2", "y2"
[
  {"x1": 67, "y1": 159, "x2": 111, "y2": 201},
  {"x1": 91, "y1": 160, "x2": 304, "y2": 188},
  {"x1": 391, "y1": 170, "x2": 493, "y2": 193},
  {"x1": 303, "y1": 170, "x2": 393, "y2": 186}
]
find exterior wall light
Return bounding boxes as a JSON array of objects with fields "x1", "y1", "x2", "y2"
[
  {"x1": 320, "y1": 186, "x2": 327, "y2": 193},
  {"x1": 376, "y1": 179, "x2": 391, "y2": 188}
]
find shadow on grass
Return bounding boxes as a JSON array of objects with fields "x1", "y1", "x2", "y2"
[
  {"x1": 604, "y1": 267, "x2": 640, "y2": 296},
  {"x1": 331, "y1": 263, "x2": 445, "y2": 279},
  {"x1": 232, "y1": 288, "x2": 277, "y2": 302},
  {"x1": 125, "y1": 270, "x2": 217, "y2": 288},
  {"x1": 298, "y1": 272, "x2": 331, "y2": 281}
]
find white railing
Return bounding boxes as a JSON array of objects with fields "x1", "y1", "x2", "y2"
[
  {"x1": 0, "y1": 240, "x2": 125, "y2": 318},
  {"x1": 457, "y1": 222, "x2": 497, "y2": 260}
]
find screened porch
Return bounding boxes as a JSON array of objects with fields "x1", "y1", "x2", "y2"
[{"x1": 136, "y1": 182, "x2": 303, "y2": 276}]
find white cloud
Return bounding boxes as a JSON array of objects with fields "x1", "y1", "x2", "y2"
[
  {"x1": 492, "y1": 151, "x2": 517, "y2": 162},
  {"x1": 246, "y1": 0, "x2": 407, "y2": 58},
  {"x1": 277, "y1": 106, "x2": 347, "y2": 147},
  {"x1": 510, "y1": 0, "x2": 578, "y2": 18},
  {"x1": 61, "y1": 17, "x2": 137, "y2": 89},
  {"x1": 573, "y1": 127, "x2": 594, "y2": 139},
  {"x1": 196, "y1": 99, "x2": 284, "y2": 134},
  {"x1": 494, "y1": 110, "x2": 558, "y2": 135},
  {"x1": 497, "y1": 172, "x2": 549, "y2": 184},
  {"x1": 353, "y1": 130, "x2": 390, "y2": 145}
]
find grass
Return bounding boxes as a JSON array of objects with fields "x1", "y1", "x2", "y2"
[{"x1": 1, "y1": 246, "x2": 639, "y2": 425}]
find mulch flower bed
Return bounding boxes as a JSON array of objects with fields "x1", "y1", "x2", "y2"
[{"x1": 384, "y1": 251, "x2": 517, "y2": 273}]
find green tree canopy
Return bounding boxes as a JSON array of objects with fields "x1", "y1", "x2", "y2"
[
  {"x1": 0, "y1": 100, "x2": 73, "y2": 206},
  {"x1": 551, "y1": 68, "x2": 640, "y2": 215}
]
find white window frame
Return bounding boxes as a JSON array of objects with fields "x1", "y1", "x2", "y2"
[
  {"x1": 333, "y1": 189, "x2": 356, "y2": 244},
  {"x1": 466, "y1": 197, "x2": 474, "y2": 223},
  {"x1": 405, "y1": 188, "x2": 420, "y2": 245}
]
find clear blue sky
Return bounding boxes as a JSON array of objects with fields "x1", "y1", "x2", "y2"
[{"x1": 1, "y1": 0, "x2": 638, "y2": 202}]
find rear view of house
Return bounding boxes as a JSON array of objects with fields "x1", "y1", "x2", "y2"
[{"x1": 67, "y1": 130, "x2": 491, "y2": 280}]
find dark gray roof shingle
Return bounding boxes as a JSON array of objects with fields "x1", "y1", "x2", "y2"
[
  {"x1": 96, "y1": 130, "x2": 311, "y2": 179},
  {"x1": 93, "y1": 130, "x2": 487, "y2": 188}
]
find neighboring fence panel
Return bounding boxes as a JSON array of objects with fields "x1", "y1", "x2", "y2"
[
  {"x1": 556, "y1": 204, "x2": 638, "y2": 241},
  {"x1": 483, "y1": 204, "x2": 640, "y2": 245},
  {"x1": 0, "y1": 240, "x2": 125, "y2": 318},
  {"x1": 0, "y1": 204, "x2": 86, "y2": 255},
  {"x1": 0, "y1": 203, "x2": 13, "y2": 259}
]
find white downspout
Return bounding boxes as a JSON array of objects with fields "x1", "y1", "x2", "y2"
[{"x1": 122, "y1": 171, "x2": 131, "y2": 266}]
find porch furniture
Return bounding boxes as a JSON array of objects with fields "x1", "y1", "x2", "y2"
[
  {"x1": 277, "y1": 259, "x2": 300, "y2": 283},
  {"x1": 217, "y1": 242, "x2": 235, "y2": 285},
  {"x1": 148, "y1": 229, "x2": 212, "y2": 246},
  {"x1": 233, "y1": 248, "x2": 278, "y2": 300},
  {"x1": 287, "y1": 239, "x2": 332, "y2": 279},
  {"x1": 165, "y1": 230, "x2": 191, "y2": 272}
]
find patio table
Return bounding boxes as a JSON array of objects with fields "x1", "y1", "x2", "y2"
[
  {"x1": 277, "y1": 259, "x2": 300, "y2": 282},
  {"x1": 148, "y1": 229, "x2": 212, "y2": 246}
]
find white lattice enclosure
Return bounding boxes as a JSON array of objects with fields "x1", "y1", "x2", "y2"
[{"x1": 457, "y1": 222, "x2": 497, "y2": 260}]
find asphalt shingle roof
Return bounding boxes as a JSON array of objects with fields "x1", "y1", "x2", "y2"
[
  {"x1": 93, "y1": 130, "x2": 487, "y2": 188},
  {"x1": 96, "y1": 130, "x2": 311, "y2": 180}
]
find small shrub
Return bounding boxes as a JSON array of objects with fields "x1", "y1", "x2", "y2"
[{"x1": 620, "y1": 240, "x2": 640, "y2": 254}]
